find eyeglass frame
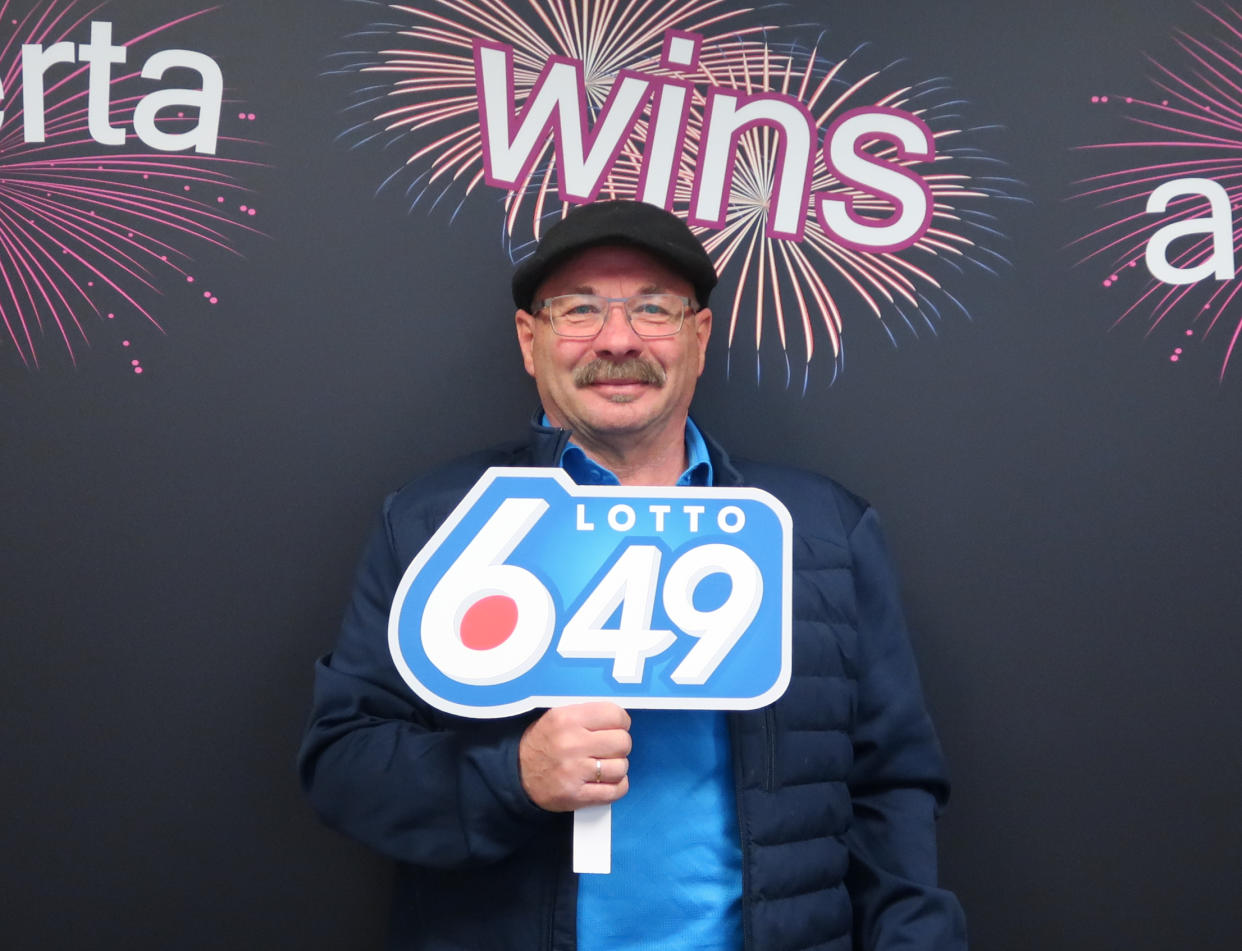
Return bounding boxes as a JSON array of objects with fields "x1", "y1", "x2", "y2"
[{"x1": 533, "y1": 293, "x2": 698, "y2": 339}]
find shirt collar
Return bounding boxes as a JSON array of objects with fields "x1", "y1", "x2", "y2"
[{"x1": 546, "y1": 415, "x2": 714, "y2": 487}]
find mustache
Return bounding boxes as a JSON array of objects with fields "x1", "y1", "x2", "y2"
[{"x1": 573, "y1": 357, "x2": 666, "y2": 387}]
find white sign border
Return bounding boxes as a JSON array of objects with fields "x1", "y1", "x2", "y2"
[{"x1": 388, "y1": 466, "x2": 793, "y2": 719}]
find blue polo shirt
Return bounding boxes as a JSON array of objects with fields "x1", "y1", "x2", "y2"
[{"x1": 557, "y1": 420, "x2": 744, "y2": 951}]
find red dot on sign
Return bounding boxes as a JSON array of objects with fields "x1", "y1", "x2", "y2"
[{"x1": 459, "y1": 595, "x2": 519, "y2": 651}]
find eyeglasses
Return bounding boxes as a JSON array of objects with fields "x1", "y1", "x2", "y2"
[{"x1": 535, "y1": 293, "x2": 695, "y2": 338}]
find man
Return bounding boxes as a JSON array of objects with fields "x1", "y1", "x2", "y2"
[{"x1": 299, "y1": 200, "x2": 967, "y2": 950}]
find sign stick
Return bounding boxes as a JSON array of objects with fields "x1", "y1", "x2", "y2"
[{"x1": 573, "y1": 803, "x2": 612, "y2": 874}]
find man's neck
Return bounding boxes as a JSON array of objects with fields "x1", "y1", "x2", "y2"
[
  {"x1": 586, "y1": 442, "x2": 688, "y2": 486},
  {"x1": 556, "y1": 418, "x2": 689, "y2": 486}
]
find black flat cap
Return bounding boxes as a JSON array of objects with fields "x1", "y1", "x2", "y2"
[{"x1": 511, "y1": 200, "x2": 718, "y2": 310}]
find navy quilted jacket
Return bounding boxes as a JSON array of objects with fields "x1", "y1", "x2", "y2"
[{"x1": 299, "y1": 417, "x2": 967, "y2": 950}]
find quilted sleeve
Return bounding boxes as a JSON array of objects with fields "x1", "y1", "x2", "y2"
[
  {"x1": 297, "y1": 496, "x2": 555, "y2": 869},
  {"x1": 843, "y1": 505, "x2": 968, "y2": 950}
]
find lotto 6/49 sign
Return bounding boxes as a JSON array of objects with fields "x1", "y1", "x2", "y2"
[{"x1": 388, "y1": 468, "x2": 792, "y2": 719}]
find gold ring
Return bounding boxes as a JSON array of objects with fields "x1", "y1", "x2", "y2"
[{"x1": 593, "y1": 759, "x2": 602, "y2": 783}]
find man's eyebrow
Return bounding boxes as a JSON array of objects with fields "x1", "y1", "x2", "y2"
[{"x1": 557, "y1": 282, "x2": 671, "y2": 295}]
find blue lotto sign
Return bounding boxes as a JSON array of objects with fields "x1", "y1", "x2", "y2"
[{"x1": 389, "y1": 467, "x2": 792, "y2": 718}]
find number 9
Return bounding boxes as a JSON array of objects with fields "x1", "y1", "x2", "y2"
[{"x1": 664, "y1": 543, "x2": 763, "y2": 685}]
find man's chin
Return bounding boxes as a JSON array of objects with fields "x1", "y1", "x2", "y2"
[{"x1": 582, "y1": 381, "x2": 652, "y2": 405}]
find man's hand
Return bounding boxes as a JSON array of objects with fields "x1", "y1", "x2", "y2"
[{"x1": 518, "y1": 702, "x2": 631, "y2": 812}]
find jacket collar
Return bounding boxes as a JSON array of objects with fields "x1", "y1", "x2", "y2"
[
  {"x1": 527, "y1": 407, "x2": 572, "y2": 466},
  {"x1": 525, "y1": 405, "x2": 743, "y2": 487}
]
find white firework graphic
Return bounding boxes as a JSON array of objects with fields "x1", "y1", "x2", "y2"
[{"x1": 336, "y1": 0, "x2": 1013, "y2": 385}]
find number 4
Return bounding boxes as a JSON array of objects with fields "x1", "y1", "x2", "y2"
[{"x1": 556, "y1": 546, "x2": 676, "y2": 683}]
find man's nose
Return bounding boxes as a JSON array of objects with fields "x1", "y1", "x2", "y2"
[{"x1": 593, "y1": 300, "x2": 643, "y2": 352}]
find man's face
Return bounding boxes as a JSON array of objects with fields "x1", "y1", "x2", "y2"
[{"x1": 515, "y1": 245, "x2": 712, "y2": 449}]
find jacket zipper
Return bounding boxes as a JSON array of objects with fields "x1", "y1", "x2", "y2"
[
  {"x1": 549, "y1": 822, "x2": 578, "y2": 951},
  {"x1": 730, "y1": 711, "x2": 758, "y2": 951},
  {"x1": 546, "y1": 863, "x2": 557, "y2": 951},
  {"x1": 763, "y1": 706, "x2": 776, "y2": 793}
]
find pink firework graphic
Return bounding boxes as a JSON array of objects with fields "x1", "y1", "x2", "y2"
[
  {"x1": 664, "y1": 38, "x2": 1012, "y2": 386},
  {"x1": 338, "y1": 0, "x2": 1013, "y2": 384},
  {"x1": 1072, "y1": 4, "x2": 1242, "y2": 381},
  {"x1": 0, "y1": 0, "x2": 263, "y2": 372}
]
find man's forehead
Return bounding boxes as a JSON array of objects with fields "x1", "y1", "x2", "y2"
[{"x1": 535, "y1": 244, "x2": 692, "y2": 294}]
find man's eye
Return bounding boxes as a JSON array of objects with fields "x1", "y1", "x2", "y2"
[
  {"x1": 556, "y1": 298, "x2": 602, "y2": 317},
  {"x1": 632, "y1": 297, "x2": 675, "y2": 317}
]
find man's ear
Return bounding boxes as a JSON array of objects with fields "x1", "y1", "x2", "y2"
[
  {"x1": 515, "y1": 309, "x2": 537, "y2": 377},
  {"x1": 694, "y1": 306, "x2": 712, "y2": 375}
]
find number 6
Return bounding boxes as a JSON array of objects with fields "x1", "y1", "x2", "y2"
[{"x1": 420, "y1": 497, "x2": 555, "y2": 685}]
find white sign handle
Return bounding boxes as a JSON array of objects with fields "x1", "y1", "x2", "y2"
[{"x1": 573, "y1": 803, "x2": 612, "y2": 874}]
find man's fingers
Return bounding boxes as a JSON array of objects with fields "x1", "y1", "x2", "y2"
[
  {"x1": 577, "y1": 774, "x2": 629, "y2": 805},
  {"x1": 584, "y1": 756, "x2": 629, "y2": 786},
  {"x1": 588, "y1": 728, "x2": 632, "y2": 759},
  {"x1": 572, "y1": 701, "x2": 631, "y2": 731},
  {"x1": 518, "y1": 703, "x2": 633, "y2": 812}
]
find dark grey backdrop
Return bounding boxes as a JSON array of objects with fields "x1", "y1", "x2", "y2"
[{"x1": 4, "y1": 0, "x2": 1240, "y2": 948}]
